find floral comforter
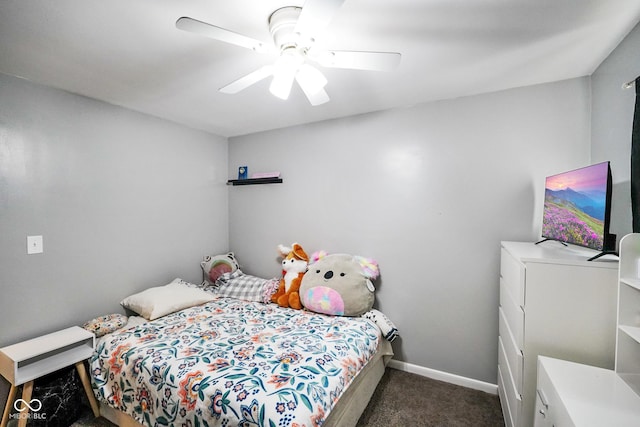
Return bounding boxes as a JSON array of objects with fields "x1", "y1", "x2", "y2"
[{"x1": 90, "y1": 297, "x2": 381, "y2": 427}]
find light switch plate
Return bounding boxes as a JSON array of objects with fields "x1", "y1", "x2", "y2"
[{"x1": 27, "y1": 235, "x2": 43, "y2": 254}]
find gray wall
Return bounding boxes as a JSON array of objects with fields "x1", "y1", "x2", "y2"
[
  {"x1": 228, "y1": 78, "x2": 592, "y2": 384},
  {"x1": 2, "y1": 18, "x2": 638, "y2": 403},
  {"x1": 0, "y1": 73, "x2": 230, "y2": 350},
  {"x1": 591, "y1": 21, "x2": 640, "y2": 240}
]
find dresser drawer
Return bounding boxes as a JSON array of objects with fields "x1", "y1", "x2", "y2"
[
  {"x1": 535, "y1": 358, "x2": 564, "y2": 427},
  {"x1": 500, "y1": 248, "x2": 525, "y2": 307},
  {"x1": 499, "y1": 337, "x2": 522, "y2": 426},
  {"x1": 499, "y1": 308, "x2": 524, "y2": 394},
  {"x1": 498, "y1": 364, "x2": 514, "y2": 427},
  {"x1": 534, "y1": 361, "x2": 557, "y2": 427},
  {"x1": 533, "y1": 388, "x2": 553, "y2": 427},
  {"x1": 500, "y1": 278, "x2": 524, "y2": 351}
]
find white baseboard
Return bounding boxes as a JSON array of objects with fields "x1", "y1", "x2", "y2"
[{"x1": 388, "y1": 359, "x2": 498, "y2": 395}]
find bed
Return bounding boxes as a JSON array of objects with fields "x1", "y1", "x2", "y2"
[{"x1": 89, "y1": 291, "x2": 393, "y2": 427}]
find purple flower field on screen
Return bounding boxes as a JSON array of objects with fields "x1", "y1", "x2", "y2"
[{"x1": 542, "y1": 203, "x2": 603, "y2": 249}]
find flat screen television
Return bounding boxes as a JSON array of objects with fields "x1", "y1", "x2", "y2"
[{"x1": 540, "y1": 161, "x2": 614, "y2": 258}]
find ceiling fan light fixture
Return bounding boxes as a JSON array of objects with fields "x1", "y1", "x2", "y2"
[
  {"x1": 269, "y1": 48, "x2": 304, "y2": 100},
  {"x1": 296, "y1": 64, "x2": 327, "y2": 94},
  {"x1": 269, "y1": 69, "x2": 296, "y2": 100},
  {"x1": 296, "y1": 76, "x2": 330, "y2": 106}
]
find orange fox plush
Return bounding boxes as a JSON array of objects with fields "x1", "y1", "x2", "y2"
[{"x1": 271, "y1": 243, "x2": 309, "y2": 309}]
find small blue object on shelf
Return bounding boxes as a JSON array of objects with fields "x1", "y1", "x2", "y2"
[{"x1": 238, "y1": 166, "x2": 248, "y2": 180}]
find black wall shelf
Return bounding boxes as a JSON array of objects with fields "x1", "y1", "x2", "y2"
[{"x1": 227, "y1": 177, "x2": 283, "y2": 186}]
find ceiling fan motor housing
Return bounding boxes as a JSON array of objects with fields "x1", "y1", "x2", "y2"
[{"x1": 269, "y1": 6, "x2": 304, "y2": 51}]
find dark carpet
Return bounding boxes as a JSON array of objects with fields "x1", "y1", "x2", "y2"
[
  {"x1": 71, "y1": 368, "x2": 505, "y2": 427},
  {"x1": 71, "y1": 414, "x2": 116, "y2": 427},
  {"x1": 356, "y1": 368, "x2": 505, "y2": 427}
]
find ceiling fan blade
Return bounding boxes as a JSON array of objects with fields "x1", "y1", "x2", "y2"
[
  {"x1": 295, "y1": 0, "x2": 346, "y2": 40},
  {"x1": 219, "y1": 65, "x2": 274, "y2": 94},
  {"x1": 312, "y1": 50, "x2": 401, "y2": 71},
  {"x1": 176, "y1": 17, "x2": 273, "y2": 53},
  {"x1": 296, "y1": 74, "x2": 330, "y2": 106}
]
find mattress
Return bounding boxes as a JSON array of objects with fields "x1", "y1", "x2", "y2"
[{"x1": 91, "y1": 297, "x2": 393, "y2": 427}]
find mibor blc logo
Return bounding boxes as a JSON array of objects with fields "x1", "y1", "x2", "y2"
[{"x1": 10, "y1": 398, "x2": 47, "y2": 421}]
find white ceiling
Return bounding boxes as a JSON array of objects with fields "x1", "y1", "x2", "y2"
[{"x1": 1, "y1": 0, "x2": 640, "y2": 137}]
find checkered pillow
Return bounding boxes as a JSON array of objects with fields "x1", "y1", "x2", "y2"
[{"x1": 215, "y1": 270, "x2": 278, "y2": 303}]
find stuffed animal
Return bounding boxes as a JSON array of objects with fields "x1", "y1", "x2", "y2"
[
  {"x1": 270, "y1": 243, "x2": 309, "y2": 309},
  {"x1": 300, "y1": 252, "x2": 399, "y2": 341},
  {"x1": 201, "y1": 252, "x2": 240, "y2": 288},
  {"x1": 362, "y1": 308, "x2": 399, "y2": 342},
  {"x1": 299, "y1": 252, "x2": 378, "y2": 316}
]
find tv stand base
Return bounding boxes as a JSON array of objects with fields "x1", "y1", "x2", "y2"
[
  {"x1": 587, "y1": 251, "x2": 619, "y2": 261},
  {"x1": 534, "y1": 239, "x2": 618, "y2": 261},
  {"x1": 535, "y1": 238, "x2": 567, "y2": 246}
]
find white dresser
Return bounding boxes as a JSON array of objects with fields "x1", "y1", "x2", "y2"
[
  {"x1": 498, "y1": 241, "x2": 618, "y2": 427},
  {"x1": 531, "y1": 233, "x2": 640, "y2": 427}
]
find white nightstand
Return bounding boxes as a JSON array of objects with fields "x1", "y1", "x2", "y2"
[
  {"x1": 0, "y1": 326, "x2": 100, "y2": 427},
  {"x1": 535, "y1": 356, "x2": 640, "y2": 426}
]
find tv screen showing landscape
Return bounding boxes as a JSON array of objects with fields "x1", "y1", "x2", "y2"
[{"x1": 542, "y1": 161, "x2": 610, "y2": 251}]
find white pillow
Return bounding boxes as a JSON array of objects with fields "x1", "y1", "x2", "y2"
[{"x1": 120, "y1": 278, "x2": 216, "y2": 320}]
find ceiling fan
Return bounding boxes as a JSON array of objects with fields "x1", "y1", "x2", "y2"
[{"x1": 176, "y1": 0, "x2": 401, "y2": 106}]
